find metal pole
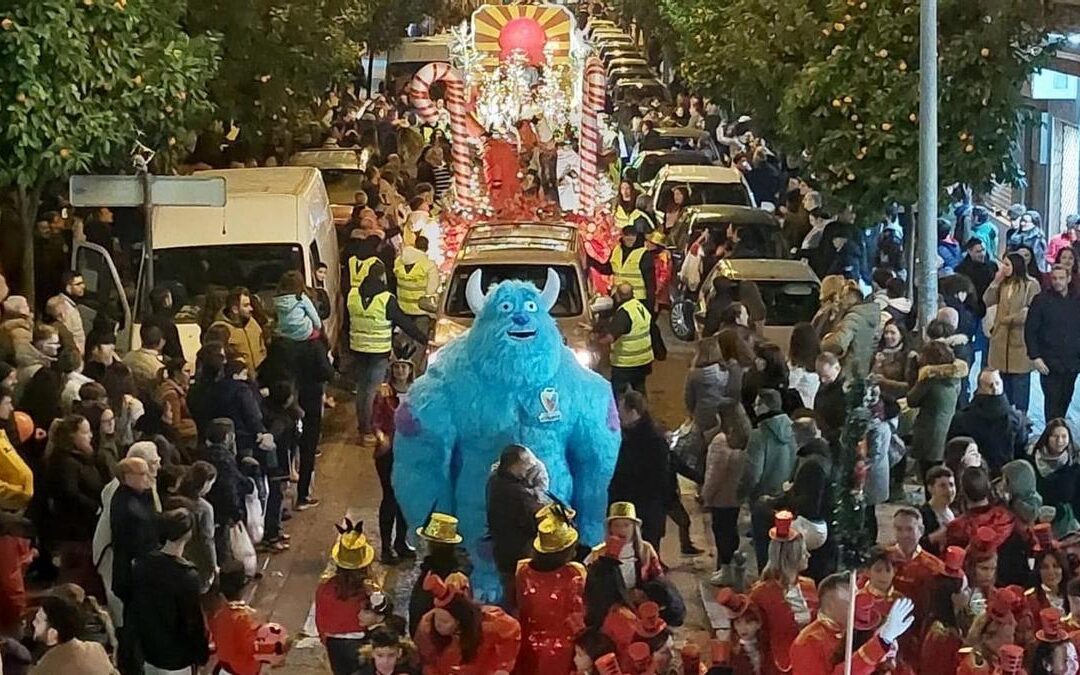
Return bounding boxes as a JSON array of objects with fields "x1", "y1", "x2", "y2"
[
  {"x1": 140, "y1": 169, "x2": 154, "y2": 295},
  {"x1": 916, "y1": 0, "x2": 938, "y2": 329}
]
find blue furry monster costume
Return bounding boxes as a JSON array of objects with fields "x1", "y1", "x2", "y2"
[{"x1": 392, "y1": 269, "x2": 620, "y2": 600}]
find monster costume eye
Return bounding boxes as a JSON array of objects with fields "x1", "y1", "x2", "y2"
[
  {"x1": 524, "y1": 301, "x2": 537, "y2": 312},
  {"x1": 498, "y1": 301, "x2": 513, "y2": 312}
]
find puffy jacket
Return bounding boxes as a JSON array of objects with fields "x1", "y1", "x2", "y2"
[
  {"x1": 273, "y1": 293, "x2": 321, "y2": 342},
  {"x1": 821, "y1": 301, "x2": 880, "y2": 379},
  {"x1": 701, "y1": 432, "x2": 744, "y2": 509},
  {"x1": 0, "y1": 430, "x2": 32, "y2": 511},
  {"x1": 946, "y1": 504, "x2": 1033, "y2": 587},
  {"x1": 908, "y1": 360, "x2": 968, "y2": 463},
  {"x1": 948, "y1": 393, "x2": 1028, "y2": 476},
  {"x1": 683, "y1": 363, "x2": 734, "y2": 433},
  {"x1": 738, "y1": 411, "x2": 796, "y2": 502},
  {"x1": 44, "y1": 446, "x2": 107, "y2": 542}
]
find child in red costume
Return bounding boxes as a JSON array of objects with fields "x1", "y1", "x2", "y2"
[
  {"x1": 315, "y1": 520, "x2": 381, "y2": 675},
  {"x1": 645, "y1": 233, "x2": 672, "y2": 313},
  {"x1": 207, "y1": 561, "x2": 291, "y2": 675},
  {"x1": 516, "y1": 505, "x2": 587, "y2": 675},
  {"x1": 917, "y1": 547, "x2": 967, "y2": 675},
  {"x1": 414, "y1": 572, "x2": 521, "y2": 675},
  {"x1": 715, "y1": 588, "x2": 765, "y2": 675}
]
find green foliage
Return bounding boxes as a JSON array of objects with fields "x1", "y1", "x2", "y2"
[
  {"x1": 830, "y1": 378, "x2": 874, "y2": 570},
  {"x1": 661, "y1": 0, "x2": 1053, "y2": 217},
  {"x1": 0, "y1": 0, "x2": 219, "y2": 189},
  {"x1": 185, "y1": 0, "x2": 372, "y2": 156}
]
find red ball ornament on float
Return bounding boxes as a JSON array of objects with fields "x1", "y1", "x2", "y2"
[{"x1": 499, "y1": 17, "x2": 547, "y2": 65}]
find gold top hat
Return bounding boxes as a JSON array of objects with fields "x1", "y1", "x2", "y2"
[
  {"x1": 417, "y1": 513, "x2": 464, "y2": 544},
  {"x1": 534, "y1": 513, "x2": 580, "y2": 554},
  {"x1": 331, "y1": 521, "x2": 375, "y2": 571},
  {"x1": 606, "y1": 501, "x2": 641, "y2": 524},
  {"x1": 535, "y1": 503, "x2": 577, "y2": 522}
]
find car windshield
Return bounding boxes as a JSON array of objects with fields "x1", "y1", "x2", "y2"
[
  {"x1": 641, "y1": 134, "x2": 704, "y2": 153},
  {"x1": 757, "y1": 281, "x2": 820, "y2": 326},
  {"x1": 637, "y1": 155, "x2": 710, "y2": 184},
  {"x1": 319, "y1": 169, "x2": 366, "y2": 205},
  {"x1": 660, "y1": 180, "x2": 751, "y2": 207},
  {"x1": 147, "y1": 244, "x2": 305, "y2": 323},
  {"x1": 445, "y1": 264, "x2": 582, "y2": 318}
]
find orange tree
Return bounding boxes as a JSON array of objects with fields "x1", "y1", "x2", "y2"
[
  {"x1": 0, "y1": 0, "x2": 218, "y2": 296},
  {"x1": 662, "y1": 0, "x2": 1054, "y2": 215}
]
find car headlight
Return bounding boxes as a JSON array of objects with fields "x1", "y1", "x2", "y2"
[{"x1": 573, "y1": 348, "x2": 595, "y2": 367}]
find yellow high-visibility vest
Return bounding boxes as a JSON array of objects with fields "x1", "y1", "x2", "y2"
[
  {"x1": 348, "y1": 256, "x2": 377, "y2": 288},
  {"x1": 611, "y1": 246, "x2": 647, "y2": 300},
  {"x1": 394, "y1": 257, "x2": 435, "y2": 315},
  {"x1": 347, "y1": 289, "x2": 392, "y2": 353},
  {"x1": 610, "y1": 298, "x2": 654, "y2": 368}
]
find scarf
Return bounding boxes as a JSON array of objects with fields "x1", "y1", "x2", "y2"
[{"x1": 1035, "y1": 447, "x2": 1071, "y2": 478}]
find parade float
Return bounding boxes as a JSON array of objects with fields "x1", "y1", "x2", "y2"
[{"x1": 407, "y1": 3, "x2": 618, "y2": 283}]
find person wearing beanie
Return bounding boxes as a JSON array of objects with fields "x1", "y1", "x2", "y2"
[
  {"x1": 737, "y1": 389, "x2": 795, "y2": 506},
  {"x1": 999, "y1": 460, "x2": 1043, "y2": 526}
]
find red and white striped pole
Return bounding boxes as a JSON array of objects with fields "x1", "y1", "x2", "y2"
[
  {"x1": 409, "y1": 62, "x2": 476, "y2": 211},
  {"x1": 578, "y1": 57, "x2": 606, "y2": 215}
]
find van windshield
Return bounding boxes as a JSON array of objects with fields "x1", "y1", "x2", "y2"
[
  {"x1": 147, "y1": 244, "x2": 304, "y2": 324},
  {"x1": 445, "y1": 264, "x2": 582, "y2": 318}
]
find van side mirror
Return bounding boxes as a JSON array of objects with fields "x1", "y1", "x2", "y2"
[
  {"x1": 418, "y1": 296, "x2": 438, "y2": 314},
  {"x1": 590, "y1": 296, "x2": 614, "y2": 314}
]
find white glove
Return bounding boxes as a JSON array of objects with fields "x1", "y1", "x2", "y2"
[
  {"x1": 877, "y1": 597, "x2": 915, "y2": 644},
  {"x1": 257, "y1": 433, "x2": 275, "y2": 451}
]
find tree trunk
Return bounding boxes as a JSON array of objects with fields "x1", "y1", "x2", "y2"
[{"x1": 15, "y1": 184, "x2": 41, "y2": 307}]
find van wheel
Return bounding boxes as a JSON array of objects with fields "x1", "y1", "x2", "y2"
[{"x1": 670, "y1": 301, "x2": 696, "y2": 341}]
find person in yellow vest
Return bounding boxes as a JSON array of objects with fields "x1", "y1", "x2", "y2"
[
  {"x1": 590, "y1": 226, "x2": 657, "y2": 311},
  {"x1": 394, "y1": 235, "x2": 439, "y2": 359},
  {"x1": 347, "y1": 260, "x2": 428, "y2": 441},
  {"x1": 342, "y1": 230, "x2": 396, "y2": 293},
  {"x1": 597, "y1": 283, "x2": 666, "y2": 396}
]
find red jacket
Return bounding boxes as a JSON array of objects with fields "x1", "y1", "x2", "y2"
[
  {"x1": 314, "y1": 578, "x2": 370, "y2": 639},
  {"x1": 749, "y1": 577, "x2": 818, "y2": 674},
  {"x1": 208, "y1": 602, "x2": 263, "y2": 675},
  {"x1": 514, "y1": 561, "x2": 586, "y2": 675},
  {"x1": 415, "y1": 604, "x2": 521, "y2": 675},
  {"x1": 789, "y1": 616, "x2": 888, "y2": 675},
  {"x1": 888, "y1": 545, "x2": 943, "y2": 665}
]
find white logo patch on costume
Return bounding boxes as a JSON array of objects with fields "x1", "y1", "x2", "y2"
[{"x1": 538, "y1": 387, "x2": 562, "y2": 423}]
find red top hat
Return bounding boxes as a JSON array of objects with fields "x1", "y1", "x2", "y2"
[
  {"x1": 854, "y1": 593, "x2": 883, "y2": 631},
  {"x1": 988, "y1": 588, "x2": 1019, "y2": 624},
  {"x1": 997, "y1": 644, "x2": 1025, "y2": 674},
  {"x1": 1033, "y1": 523, "x2": 1057, "y2": 552},
  {"x1": 769, "y1": 510, "x2": 801, "y2": 542},
  {"x1": 716, "y1": 588, "x2": 755, "y2": 620},
  {"x1": 1037, "y1": 607, "x2": 1071, "y2": 643},
  {"x1": 681, "y1": 644, "x2": 701, "y2": 672},
  {"x1": 636, "y1": 601, "x2": 668, "y2": 638},
  {"x1": 710, "y1": 640, "x2": 731, "y2": 666},
  {"x1": 628, "y1": 642, "x2": 653, "y2": 667},
  {"x1": 942, "y1": 546, "x2": 966, "y2": 578}
]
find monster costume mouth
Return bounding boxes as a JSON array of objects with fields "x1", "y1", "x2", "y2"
[{"x1": 507, "y1": 329, "x2": 537, "y2": 340}]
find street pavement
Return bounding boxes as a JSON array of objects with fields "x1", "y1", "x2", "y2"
[
  {"x1": 248, "y1": 324, "x2": 714, "y2": 672},
  {"x1": 247, "y1": 328, "x2": 1080, "y2": 672}
]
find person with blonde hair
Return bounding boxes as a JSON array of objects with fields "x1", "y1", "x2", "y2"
[{"x1": 748, "y1": 511, "x2": 817, "y2": 675}]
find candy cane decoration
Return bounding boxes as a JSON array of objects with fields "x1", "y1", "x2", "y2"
[
  {"x1": 409, "y1": 63, "x2": 476, "y2": 210},
  {"x1": 578, "y1": 57, "x2": 606, "y2": 215}
]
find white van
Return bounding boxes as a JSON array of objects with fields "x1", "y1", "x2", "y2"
[{"x1": 73, "y1": 167, "x2": 341, "y2": 362}]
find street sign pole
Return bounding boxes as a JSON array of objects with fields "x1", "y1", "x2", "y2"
[{"x1": 917, "y1": 0, "x2": 938, "y2": 329}]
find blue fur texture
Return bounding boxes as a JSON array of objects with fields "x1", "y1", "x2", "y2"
[{"x1": 391, "y1": 278, "x2": 620, "y2": 601}]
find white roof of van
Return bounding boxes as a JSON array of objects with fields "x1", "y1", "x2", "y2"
[
  {"x1": 153, "y1": 167, "x2": 330, "y2": 249},
  {"x1": 654, "y1": 165, "x2": 744, "y2": 184}
]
